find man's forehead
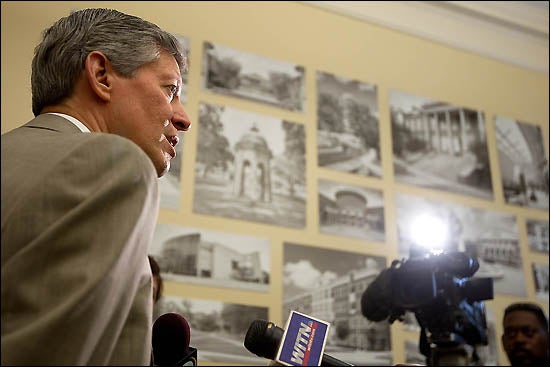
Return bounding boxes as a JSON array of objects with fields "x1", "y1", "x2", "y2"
[{"x1": 505, "y1": 310, "x2": 540, "y2": 324}]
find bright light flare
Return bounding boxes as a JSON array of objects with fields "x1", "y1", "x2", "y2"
[{"x1": 409, "y1": 213, "x2": 449, "y2": 253}]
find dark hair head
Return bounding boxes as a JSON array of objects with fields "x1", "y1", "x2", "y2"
[
  {"x1": 31, "y1": 8, "x2": 186, "y2": 116},
  {"x1": 504, "y1": 302, "x2": 549, "y2": 331}
]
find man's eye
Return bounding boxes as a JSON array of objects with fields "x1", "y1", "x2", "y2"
[{"x1": 167, "y1": 85, "x2": 177, "y2": 100}]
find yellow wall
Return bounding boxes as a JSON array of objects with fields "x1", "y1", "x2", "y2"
[{"x1": 2, "y1": 1, "x2": 548, "y2": 365}]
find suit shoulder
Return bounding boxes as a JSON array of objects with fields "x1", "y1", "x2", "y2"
[{"x1": 71, "y1": 133, "x2": 156, "y2": 179}]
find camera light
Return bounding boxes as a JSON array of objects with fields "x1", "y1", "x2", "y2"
[{"x1": 409, "y1": 213, "x2": 449, "y2": 253}]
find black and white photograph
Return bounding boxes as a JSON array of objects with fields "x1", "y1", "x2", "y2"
[
  {"x1": 149, "y1": 223, "x2": 270, "y2": 292},
  {"x1": 202, "y1": 41, "x2": 305, "y2": 112},
  {"x1": 390, "y1": 90, "x2": 493, "y2": 200},
  {"x1": 316, "y1": 71, "x2": 381, "y2": 177},
  {"x1": 158, "y1": 34, "x2": 189, "y2": 210},
  {"x1": 193, "y1": 103, "x2": 306, "y2": 228},
  {"x1": 527, "y1": 219, "x2": 549, "y2": 254},
  {"x1": 495, "y1": 116, "x2": 549, "y2": 210},
  {"x1": 283, "y1": 242, "x2": 391, "y2": 366},
  {"x1": 156, "y1": 296, "x2": 268, "y2": 365},
  {"x1": 396, "y1": 194, "x2": 526, "y2": 297},
  {"x1": 175, "y1": 34, "x2": 190, "y2": 104},
  {"x1": 159, "y1": 133, "x2": 184, "y2": 210},
  {"x1": 532, "y1": 263, "x2": 549, "y2": 301},
  {"x1": 318, "y1": 179, "x2": 385, "y2": 242}
]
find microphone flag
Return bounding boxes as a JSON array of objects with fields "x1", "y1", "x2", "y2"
[{"x1": 275, "y1": 310, "x2": 330, "y2": 366}]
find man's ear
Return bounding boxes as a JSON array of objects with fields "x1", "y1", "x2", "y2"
[{"x1": 85, "y1": 51, "x2": 112, "y2": 102}]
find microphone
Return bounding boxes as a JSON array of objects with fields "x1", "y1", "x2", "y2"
[
  {"x1": 244, "y1": 319, "x2": 353, "y2": 366},
  {"x1": 360, "y1": 267, "x2": 394, "y2": 322},
  {"x1": 152, "y1": 313, "x2": 198, "y2": 366}
]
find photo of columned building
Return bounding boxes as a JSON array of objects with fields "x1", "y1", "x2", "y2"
[{"x1": 390, "y1": 90, "x2": 492, "y2": 200}]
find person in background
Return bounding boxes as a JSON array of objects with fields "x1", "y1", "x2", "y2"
[
  {"x1": 148, "y1": 255, "x2": 164, "y2": 307},
  {"x1": 501, "y1": 302, "x2": 549, "y2": 367},
  {"x1": 1, "y1": 8, "x2": 190, "y2": 365}
]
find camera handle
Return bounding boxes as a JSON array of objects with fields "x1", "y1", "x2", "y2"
[
  {"x1": 420, "y1": 329, "x2": 478, "y2": 366},
  {"x1": 427, "y1": 343, "x2": 474, "y2": 366}
]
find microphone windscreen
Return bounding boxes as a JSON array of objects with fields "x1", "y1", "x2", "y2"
[
  {"x1": 244, "y1": 319, "x2": 284, "y2": 360},
  {"x1": 152, "y1": 312, "x2": 191, "y2": 366},
  {"x1": 361, "y1": 268, "x2": 392, "y2": 321}
]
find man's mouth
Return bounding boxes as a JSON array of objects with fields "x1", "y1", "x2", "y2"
[
  {"x1": 161, "y1": 135, "x2": 177, "y2": 160},
  {"x1": 166, "y1": 134, "x2": 179, "y2": 148},
  {"x1": 512, "y1": 349, "x2": 532, "y2": 359},
  {"x1": 165, "y1": 144, "x2": 176, "y2": 160}
]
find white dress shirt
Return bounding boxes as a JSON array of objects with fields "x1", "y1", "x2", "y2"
[{"x1": 47, "y1": 112, "x2": 91, "y2": 133}]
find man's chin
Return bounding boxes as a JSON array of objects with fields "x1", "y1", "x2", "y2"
[
  {"x1": 155, "y1": 160, "x2": 170, "y2": 178},
  {"x1": 510, "y1": 354, "x2": 534, "y2": 366},
  {"x1": 159, "y1": 163, "x2": 170, "y2": 178}
]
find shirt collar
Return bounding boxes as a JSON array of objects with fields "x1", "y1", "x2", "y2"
[{"x1": 47, "y1": 112, "x2": 91, "y2": 133}]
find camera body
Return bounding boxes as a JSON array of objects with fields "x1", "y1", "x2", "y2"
[{"x1": 388, "y1": 252, "x2": 494, "y2": 353}]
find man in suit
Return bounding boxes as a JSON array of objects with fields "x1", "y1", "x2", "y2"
[{"x1": 1, "y1": 8, "x2": 190, "y2": 365}]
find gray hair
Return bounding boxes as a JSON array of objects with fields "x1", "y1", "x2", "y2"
[{"x1": 31, "y1": 8, "x2": 186, "y2": 116}]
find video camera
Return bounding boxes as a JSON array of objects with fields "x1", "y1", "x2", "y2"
[{"x1": 362, "y1": 251, "x2": 494, "y2": 365}]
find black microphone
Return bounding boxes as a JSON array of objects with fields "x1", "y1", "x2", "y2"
[
  {"x1": 244, "y1": 319, "x2": 353, "y2": 366},
  {"x1": 361, "y1": 267, "x2": 394, "y2": 322},
  {"x1": 152, "y1": 312, "x2": 198, "y2": 366}
]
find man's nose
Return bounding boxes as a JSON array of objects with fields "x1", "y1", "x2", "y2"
[
  {"x1": 171, "y1": 102, "x2": 191, "y2": 132},
  {"x1": 512, "y1": 332, "x2": 529, "y2": 345}
]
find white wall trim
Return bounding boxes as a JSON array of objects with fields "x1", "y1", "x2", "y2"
[{"x1": 301, "y1": 1, "x2": 549, "y2": 74}]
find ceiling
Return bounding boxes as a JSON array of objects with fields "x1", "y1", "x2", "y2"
[{"x1": 301, "y1": 1, "x2": 549, "y2": 74}]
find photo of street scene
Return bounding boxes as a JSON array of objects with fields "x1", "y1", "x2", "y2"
[
  {"x1": 149, "y1": 223, "x2": 270, "y2": 292},
  {"x1": 316, "y1": 71, "x2": 381, "y2": 177},
  {"x1": 318, "y1": 179, "x2": 385, "y2": 242},
  {"x1": 193, "y1": 103, "x2": 306, "y2": 228},
  {"x1": 283, "y1": 242, "x2": 391, "y2": 366},
  {"x1": 495, "y1": 116, "x2": 549, "y2": 210},
  {"x1": 202, "y1": 41, "x2": 305, "y2": 112},
  {"x1": 526, "y1": 219, "x2": 549, "y2": 254},
  {"x1": 156, "y1": 296, "x2": 268, "y2": 365},
  {"x1": 396, "y1": 194, "x2": 526, "y2": 297},
  {"x1": 390, "y1": 90, "x2": 492, "y2": 200}
]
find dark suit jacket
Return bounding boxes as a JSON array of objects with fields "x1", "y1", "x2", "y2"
[{"x1": 1, "y1": 114, "x2": 159, "y2": 365}]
